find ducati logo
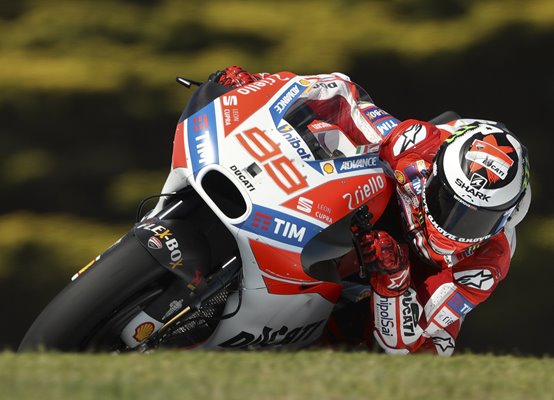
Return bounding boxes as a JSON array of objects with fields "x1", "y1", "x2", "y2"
[
  {"x1": 467, "y1": 136, "x2": 515, "y2": 183},
  {"x1": 469, "y1": 173, "x2": 487, "y2": 190},
  {"x1": 147, "y1": 236, "x2": 163, "y2": 250}
]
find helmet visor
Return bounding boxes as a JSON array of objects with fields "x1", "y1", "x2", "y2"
[{"x1": 423, "y1": 174, "x2": 510, "y2": 240}]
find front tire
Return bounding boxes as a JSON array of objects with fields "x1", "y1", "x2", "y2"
[{"x1": 18, "y1": 232, "x2": 169, "y2": 352}]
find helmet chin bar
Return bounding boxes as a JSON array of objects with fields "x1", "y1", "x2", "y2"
[{"x1": 421, "y1": 176, "x2": 494, "y2": 244}]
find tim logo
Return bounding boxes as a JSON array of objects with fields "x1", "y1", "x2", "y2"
[
  {"x1": 251, "y1": 211, "x2": 272, "y2": 231},
  {"x1": 188, "y1": 103, "x2": 218, "y2": 174},
  {"x1": 470, "y1": 173, "x2": 487, "y2": 190},
  {"x1": 241, "y1": 205, "x2": 319, "y2": 246},
  {"x1": 193, "y1": 114, "x2": 208, "y2": 132},
  {"x1": 447, "y1": 293, "x2": 474, "y2": 316},
  {"x1": 222, "y1": 95, "x2": 238, "y2": 106}
]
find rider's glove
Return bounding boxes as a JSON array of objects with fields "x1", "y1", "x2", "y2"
[
  {"x1": 355, "y1": 230, "x2": 411, "y2": 297},
  {"x1": 208, "y1": 66, "x2": 261, "y2": 87}
]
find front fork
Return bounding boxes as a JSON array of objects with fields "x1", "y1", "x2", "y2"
[{"x1": 119, "y1": 254, "x2": 241, "y2": 349}]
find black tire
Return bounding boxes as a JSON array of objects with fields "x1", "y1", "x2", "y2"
[{"x1": 18, "y1": 232, "x2": 169, "y2": 352}]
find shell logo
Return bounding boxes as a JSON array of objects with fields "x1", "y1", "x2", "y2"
[
  {"x1": 133, "y1": 322, "x2": 155, "y2": 342},
  {"x1": 323, "y1": 163, "x2": 334, "y2": 174},
  {"x1": 394, "y1": 170, "x2": 405, "y2": 184}
]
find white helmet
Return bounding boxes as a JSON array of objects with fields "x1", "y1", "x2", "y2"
[{"x1": 423, "y1": 122, "x2": 530, "y2": 242}]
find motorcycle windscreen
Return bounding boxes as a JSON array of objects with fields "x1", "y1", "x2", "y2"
[{"x1": 282, "y1": 81, "x2": 373, "y2": 160}]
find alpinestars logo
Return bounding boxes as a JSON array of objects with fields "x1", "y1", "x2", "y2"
[
  {"x1": 393, "y1": 124, "x2": 427, "y2": 156},
  {"x1": 432, "y1": 336, "x2": 455, "y2": 352},
  {"x1": 387, "y1": 269, "x2": 410, "y2": 291},
  {"x1": 454, "y1": 269, "x2": 494, "y2": 291}
]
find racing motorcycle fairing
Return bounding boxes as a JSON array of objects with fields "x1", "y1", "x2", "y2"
[
  {"x1": 135, "y1": 72, "x2": 395, "y2": 349},
  {"x1": 20, "y1": 71, "x2": 398, "y2": 353}
]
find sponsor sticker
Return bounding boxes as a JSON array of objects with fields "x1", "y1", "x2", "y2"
[
  {"x1": 374, "y1": 294, "x2": 397, "y2": 347},
  {"x1": 375, "y1": 117, "x2": 400, "y2": 137},
  {"x1": 469, "y1": 173, "x2": 487, "y2": 190},
  {"x1": 466, "y1": 136, "x2": 515, "y2": 182},
  {"x1": 270, "y1": 82, "x2": 309, "y2": 124},
  {"x1": 218, "y1": 320, "x2": 325, "y2": 348},
  {"x1": 403, "y1": 165, "x2": 423, "y2": 195},
  {"x1": 322, "y1": 162, "x2": 335, "y2": 174},
  {"x1": 432, "y1": 335, "x2": 455, "y2": 353},
  {"x1": 394, "y1": 170, "x2": 405, "y2": 184},
  {"x1": 278, "y1": 122, "x2": 313, "y2": 160},
  {"x1": 294, "y1": 197, "x2": 334, "y2": 224},
  {"x1": 147, "y1": 236, "x2": 163, "y2": 250},
  {"x1": 136, "y1": 221, "x2": 184, "y2": 269},
  {"x1": 133, "y1": 322, "x2": 155, "y2": 342},
  {"x1": 342, "y1": 175, "x2": 386, "y2": 210},
  {"x1": 239, "y1": 204, "x2": 321, "y2": 247},
  {"x1": 447, "y1": 292, "x2": 474, "y2": 316},
  {"x1": 361, "y1": 105, "x2": 400, "y2": 137},
  {"x1": 187, "y1": 103, "x2": 219, "y2": 175},
  {"x1": 318, "y1": 154, "x2": 379, "y2": 175}
]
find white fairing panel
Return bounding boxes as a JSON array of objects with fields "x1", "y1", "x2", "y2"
[{"x1": 203, "y1": 288, "x2": 334, "y2": 349}]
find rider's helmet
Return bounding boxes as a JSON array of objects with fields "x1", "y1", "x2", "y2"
[{"x1": 422, "y1": 122, "x2": 530, "y2": 254}]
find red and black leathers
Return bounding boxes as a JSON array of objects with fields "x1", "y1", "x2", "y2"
[{"x1": 361, "y1": 120, "x2": 514, "y2": 355}]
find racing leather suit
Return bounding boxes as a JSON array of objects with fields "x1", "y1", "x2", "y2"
[
  {"x1": 300, "y1": 73, "x2": 530, "y2": 355},
  {"x1": 366, "y1": 119, "x2": 526, "y2": 355}
]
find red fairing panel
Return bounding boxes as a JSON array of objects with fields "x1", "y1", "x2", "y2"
[
  {"x1": 171, "y1": 121, "x2": 187, "y2": 169},
  {"x1": 221, "y1": 72, "x2": 298, "y2": 137},
  {"x1": 281, "y1": 174, "x2": 394, "y2": 227},
  {"x1": 249, "y1": 239, "x2": 342, "y2": 303}
]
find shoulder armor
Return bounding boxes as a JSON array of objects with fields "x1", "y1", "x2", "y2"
[{"x1": 380, "y1": 120, "x2": 442, "y2": 168}]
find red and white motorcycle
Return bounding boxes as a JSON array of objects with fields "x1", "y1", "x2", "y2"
[{"x1": 19, "y1": 71, "x2": 398, "y2": 352}]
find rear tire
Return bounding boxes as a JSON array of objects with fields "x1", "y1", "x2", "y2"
[{"x1": 18, "y1": 232, "x2": 169, "y2": 352}]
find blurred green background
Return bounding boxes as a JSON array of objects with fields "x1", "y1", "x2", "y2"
[{"x1": 0, "y1": 0, "x2": 552, "y2": 354}]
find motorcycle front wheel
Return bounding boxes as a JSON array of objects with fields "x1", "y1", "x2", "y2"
[{"x1": 18, "y1": 232, "x2": 171, "y2": 352}]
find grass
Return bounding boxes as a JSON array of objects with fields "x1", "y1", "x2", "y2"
[{"x1": 1, "y1": 350, "x2": 553, "y2": 400}]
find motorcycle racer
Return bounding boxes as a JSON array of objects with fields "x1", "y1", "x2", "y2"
[{"x1": 210, "y1": 66, "x2": 531, "y2": 355}]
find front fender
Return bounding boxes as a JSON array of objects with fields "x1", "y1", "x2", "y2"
[{"x1": 134, "y1": 217, "x2": 212, "y2": 289}]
